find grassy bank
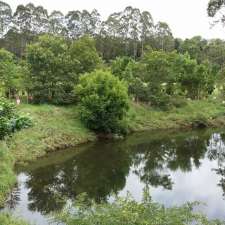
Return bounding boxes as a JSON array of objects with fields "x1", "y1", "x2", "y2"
[
  {"x1": 2, "y1": 99, "x2": 225, "y2": 165},
  {"x1": 0, "y1": 104, "x2": 95, "y2": 207},
  {"x1": 128, "y1": 99, "x2": 225, "y2": 131},
  {"x1": 9, "y1": 104, "x2": 96, "y2": 163},
  {"x1": 0, "y1": 143, "x2": 15, "y2": 207},
  {"x1": 1, "y1": 100, "x2": 225, "y2": 224}
]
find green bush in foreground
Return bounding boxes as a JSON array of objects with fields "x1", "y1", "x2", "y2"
[
  {"x1": 56, "y1": 193, "x2": 223, "y2": 225},
  {"x1": 76, "y1": 70, "x2": 129, "y2": 134}
]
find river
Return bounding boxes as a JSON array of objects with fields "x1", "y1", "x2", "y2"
[{"x1": 2, "y1": 129, "x2": 225, "y2": 224}]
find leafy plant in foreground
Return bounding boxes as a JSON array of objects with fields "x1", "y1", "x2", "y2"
[{"x1": 56, "y1": 192, "x2": 224, "y2": 225}]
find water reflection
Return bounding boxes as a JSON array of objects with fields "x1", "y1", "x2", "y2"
[{"x1": 5, "y1": 129, "x2": 225, "y2": 222}]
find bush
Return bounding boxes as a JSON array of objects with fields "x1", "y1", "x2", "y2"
[
  {"x1": 76, "y1": 70, "x2": 129, "y2": 134},
  {"x1": 56, "y1": 193, "x2": 223, "y2": 225},
  {"x1": 0, "y1": 97, "x2": 15, "y2": 118},
  {"x1": 9, "y1": 115, "x2": 33, "y2": 132},
  {"x1": 0, "y1": 98, "x2": 32, "y2": 139},
  {"x1": 0, "y1": 117, "x2": 10, "y2": 138}
]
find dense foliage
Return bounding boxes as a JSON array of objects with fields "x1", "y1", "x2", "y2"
[
  {"x1": 26, "y1": 35, "x2": 100, "y2": 104},
  {"x1": 0, "y1": 48, "x2": 24, "y2": 98},
  {"x1": 56, "y1": 193, "x2": 223, "y2": 225},
  {"x1": 111, "y1": 52, "x2": 215, "y2": 109},
  {"x1": 76, "y1": 70, "x2": 129, "y2": 134},
  {"x1": 0, "y1": 97, "x2": 32, "y2": 139}
]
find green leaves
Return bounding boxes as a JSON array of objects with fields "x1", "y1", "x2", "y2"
[
  {"x1": 76, "y1": 70, "x2": 129, "y2": 134},
  {"x1": 207, "y1": 0, "x2": 225, "y2": 17},
  {"x1": 57, "y1": 193, "x2": 224, "y2": 225},
  {"x1": 0, "y1": 97, "x2": 32, "y2": 139},
  {"x1": 26, "y1": 34, "x2": 101, "y2": 104}
]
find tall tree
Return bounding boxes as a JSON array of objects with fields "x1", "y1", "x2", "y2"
[
  {"x1": 0, "y1": 1, "x2": 12, "y2": 37},
  {"x1": 26, "y1": 35, "x2": 79, "y2": 104},
  {"x1": 208, "y1": 0, "x2": 225, "y2": 24},
  {"x1": 154, "y1": 22, "x2": 174, "y2": 51},
  {"x1": 12, "y1": 4, "x2": 33, "y2": 33},
  {"x1": 140, "y1": 11, "x2": 154, "y2": 55},
  {"x1": 30, "y1": 5, "x2": 49, "y2": 34},
  {"x1": 66, "y1": 9, "x2": 100, "y2": 39},
  {"x1": 48, "y1": 10, "x2": 66, "y2": 36}
]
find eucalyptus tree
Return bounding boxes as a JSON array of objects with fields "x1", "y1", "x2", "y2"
[
  {"x1": 66, "y1": 9, "x2": 101, "y2": 39},
  {"x1": 30, "y1": 5, "x2": 49, "y2": 34},
  {"x1": 125, "y1": 7, "x2": 142, "y2": 58},
  {"x1": 66, "y1": 10, "x2": 83, "y2": 39},
  {"x1": 208, "y1": 0, "x2": 225, "y2": 25},
  {"x1": 12, "y1": 4, "x2": 33, "y2": 33},
  {"x1": 48, "y1": 10, "x2": 66, "y2": 36},
  {"x1": 101, "y1": 12, "x2": 121, "y2": 38},
  {"x1": 97, "y1": 12, "x2": 125, "y2": 60},
  {"x1": 140, "y1": 11, "x2": 154, "y2": 55},
  {"x1": 102, "y1": 7, "x2": 149, "y2": 58},
  {"x1": 89, "y1": 9, "x2": 101, "y2": 36},
  {"x1": 154, "y1": 22, "x2": 174, "y2": 51},
  {"x1": 11, "y1": 4, "x2": 34, "y2": 56},
  {"x1": 12, "y1": 3, "x2": 48, "y2": 34},
  {"x1": 0, "y1": 1, "x2": 12, "y2": 37}
]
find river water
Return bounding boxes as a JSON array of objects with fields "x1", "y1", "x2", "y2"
[{"x1": 2, "y1": 129, "x2": 225, "y2": 224}]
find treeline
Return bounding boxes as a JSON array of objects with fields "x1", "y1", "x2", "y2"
[
  {"x1": 0, "y1": 1, "x2": 224, "y2": 64},
  {"x1": 0, "y1": 1, "x2": 172, "y2": 59}
]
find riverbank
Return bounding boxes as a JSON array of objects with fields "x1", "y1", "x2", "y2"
[{"x1": 1, "y1": 99, "x2": 225, "y2": 211}]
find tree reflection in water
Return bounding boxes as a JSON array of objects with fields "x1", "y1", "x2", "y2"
[
  {"x1": 208, "y1": 132, "x2": 225, "y2": 196},
  {"x1": 8, "y1": 129, "x2": 225, "y2": 215}
]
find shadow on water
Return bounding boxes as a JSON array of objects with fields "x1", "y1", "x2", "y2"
[{"x1": 4, "y1": 129, "x2": 225, "y2": 224}]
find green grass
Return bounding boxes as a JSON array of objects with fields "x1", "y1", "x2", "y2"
[
  {"x1": 0, "y1": 143, "x2": 15, "y2": 207},
  {"x1": 128, "y1": 99, "x2": 225, "y2": 131},
  {"x1": 0, "y1": 213, "x2": 28, "y2": 225},
  {"x1": 8, "y1": 104, "x2": 96, "y2": 164}
]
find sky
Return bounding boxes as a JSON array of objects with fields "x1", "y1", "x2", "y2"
[{"x1": 5, "y1": 0, "x2": 225, "y2": 40}]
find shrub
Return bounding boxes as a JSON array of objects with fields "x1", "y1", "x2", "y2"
[
  {"x1": 76, "y1": 70, "x2": 129, "y2": 134},
  {"x1": 0, "y1": 98, "x2": 32, "y2": 139},
  {"x1": 0, "y1": 97, "x2": 15, "y2": 118},
  {"x1": 9, "y1": 115, "x2": 33, "y2": 132},
  {"x1": 56, "y1": 193, "x2": 223, "y2": 225},
  {"x1": 0, "y1": 117, "x2": 10, "y2": 138}
]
